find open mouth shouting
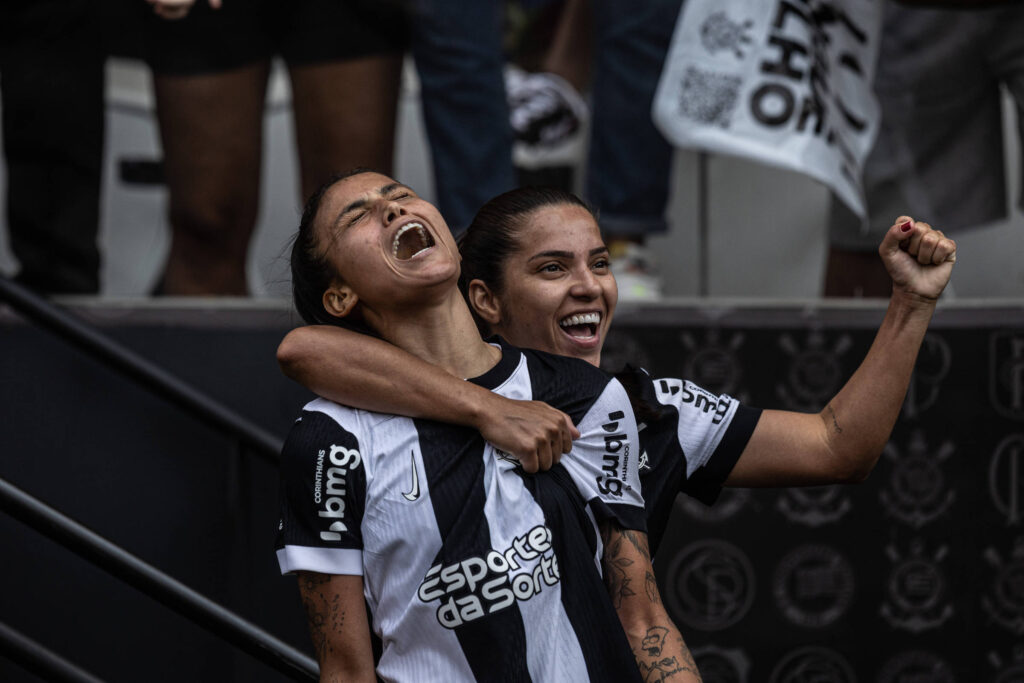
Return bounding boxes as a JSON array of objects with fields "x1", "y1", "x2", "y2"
[
  {"x1": 559, "y1": 311, "x2": 601, "y2": 341},
  {"x1": 392, "y1": 222, "x2": 436, "y2": 260}
]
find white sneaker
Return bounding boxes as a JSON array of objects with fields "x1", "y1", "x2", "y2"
[
  {"x1": 611, "y1": 243, "x2": 663, "y2": 302},
  {"x1": 506, "y1": 65, "x2": 589, "y2": 168}
]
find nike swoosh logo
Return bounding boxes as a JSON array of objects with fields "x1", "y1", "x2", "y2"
[{"x1": 402, "y1": 451, "x2": 420, "y2": 501}]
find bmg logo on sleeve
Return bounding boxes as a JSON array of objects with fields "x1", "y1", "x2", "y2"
[
  {"x1": 597, "y1": 411, "x2": 631, "y2": 497},
  {"x1": 316, "y1": 444, "x2": 362, "y2": 541}
]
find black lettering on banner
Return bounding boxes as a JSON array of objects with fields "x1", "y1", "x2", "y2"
[
  {"x1": 760, "y1": 35, "x2": 808, "y2": 80},
  {"x1": 748, "y1": 0, "x2": 871, "y2": 157},
  {"x1": 772, "y1": 0, "x2": 811, "y2": 32}
]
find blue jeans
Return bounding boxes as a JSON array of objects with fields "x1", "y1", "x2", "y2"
[
  {"x1": 587, "y1": 0, "x2": 682, "y2": 239},
  {"x1": 411, "y1": 0, "x2": 516, "y2": 236}
]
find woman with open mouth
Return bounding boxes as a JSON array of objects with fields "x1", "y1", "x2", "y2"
[
  {"x1": 275, "y1": 170, "x2": 702, "y2": 682},
  {"x1": 278, "y1": 184, "x2": 957, "y2": 558}
]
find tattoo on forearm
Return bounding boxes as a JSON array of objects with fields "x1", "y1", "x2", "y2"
[
  {"x1": 602, "y1": 526, "x2": 662, "y2": 608},
  {"x1": 602, "y1": 531, "x2": 637, "y2": 608},
  {"x1": 299, "y1": 573, "x2": 347, "y2": 662},
  {"x1": 620, "y1": 528, "x2": 652, "y2": 561},
  {"x1": 827, "y1": 404, "x2": 843, "y2": 434},
  {"x1": 634, "y1": 626, "x2": 703, "y2": 682},
  {"x1": 645, "y1": 569, "x2": 660, "y2": 604}
]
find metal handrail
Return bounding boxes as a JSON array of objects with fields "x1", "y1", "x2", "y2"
[
  {"x1": 0, "y1": 475, "x2": 318, "y2": 681},
  {"x1": 0, "y1": 620, "x2": 105, "y2": 683},
  {"x1": 0, "y1": 276, "x2": 283, "y2": 463}
]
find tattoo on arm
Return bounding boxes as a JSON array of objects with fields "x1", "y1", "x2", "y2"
[
  {"x1": 298, "y1": 572, "x2": 347, "y2": 663},
  {"x1": 601, "y1": 525, "x2": 664, "y2": 608},
  {"x1": 827, "y1": 404, "x2": 843, "y2": 434},
  {"x1": 601, "y1": 526, "x2": 637, "y2": 609},
  {"x1": 634, "y1": 626, "x2": 703, "y2": 682}
]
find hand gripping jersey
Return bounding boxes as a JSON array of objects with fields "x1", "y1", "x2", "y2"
[
  {"x1": 617, "y1": 367, "x2": 762, "y2": 556},
  {"x1": 276, "y1": 343, "x2": 647, "y2": 683}
]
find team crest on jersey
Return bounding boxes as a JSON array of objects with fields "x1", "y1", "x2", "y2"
[
  {"x1": 417, "y1": 524, "x2": 561, "y2": 628},
  {"x1": 638, "y1": 449, "x2": 651, "y2": 472},
  {"x1": 494, "y1": 447, "x2": 522, "y2": 470}
]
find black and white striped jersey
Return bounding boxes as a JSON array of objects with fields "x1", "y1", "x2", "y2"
[
  {"x1": 620, "y1": 367, "x2": 762, "y2": 555},
  {"x1": 276, "y1": 343, "x2": 647, "y2": 682}
]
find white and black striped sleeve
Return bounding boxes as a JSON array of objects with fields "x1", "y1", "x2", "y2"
[
  {"x1": 563, "y1": 378, "x2": 647, "y2": 533},
  {"x1": 650, "y1": 375, "x2": 761, "y2": 503},
  {"x1": 275, "y1": 402, "x2": 368, "y2": 576}
]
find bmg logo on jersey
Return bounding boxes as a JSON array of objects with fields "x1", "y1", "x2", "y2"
[
  {"x1": 417, "y1": 524, "x2": 560, "y2": 628},
  {"x1": 657, "y1": 379, "x2": 731, "y2": 425},
  {"x1": 597, "y1": 411, "x2": 631, "y2": 497},
  {"x1": 315, "y1": 444, "x2": 362, "y2": 541}
]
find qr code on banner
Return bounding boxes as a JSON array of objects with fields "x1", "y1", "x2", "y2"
[{"x1": 678, "y1": 66, "x2": 741, "y2": 127}]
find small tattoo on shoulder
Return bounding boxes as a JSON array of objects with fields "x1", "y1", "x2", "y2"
[{"x1": 827, "y1": 405, "x2": 843, "y2": 434}]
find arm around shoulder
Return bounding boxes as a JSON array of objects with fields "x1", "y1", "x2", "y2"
[{"x1": 277, "y1": 325, "x2": 579, "y2": 471}]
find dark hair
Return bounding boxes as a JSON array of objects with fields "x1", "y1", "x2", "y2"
[
  {"x1": 289, "y1": 168, "x2": 377, "y2": 330},
  {"x1": 458, "y1": 186, "x2": 596, "y2": 335}
]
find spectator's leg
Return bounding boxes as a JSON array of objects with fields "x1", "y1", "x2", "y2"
[
  {"x1": 1, "y1": 0, "x2": 104, "y2": 294},
  {"x1": 586, "y1": 0, "x2": 680, "y2": 243},
  {"x1": 410, "y1": 0, "x2": 515, "y2": 235},
  {"x1": 151, "y1": 62, "x2": 269, "y2": 296},
  {"x1": 541, "y1": 0, "x2": 593, "y2": 92},
  {"x1": 288, "y1": 54, "x2": 404, "y2": 200}
]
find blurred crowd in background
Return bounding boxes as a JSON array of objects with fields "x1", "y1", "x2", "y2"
[{"x1": 1, "y1": 0, "x2": 1022, "y2": 301}]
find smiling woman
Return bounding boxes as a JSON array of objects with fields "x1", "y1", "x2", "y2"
[
  {"x1": 275, "y1": 170, "x2": 702, "y2": 682},
  {"x1": 459, "y1": 188, "x2": 616, "y2": 367}
]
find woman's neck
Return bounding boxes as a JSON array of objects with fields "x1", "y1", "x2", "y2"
[{"x1": 369, "y1": 292, "x2": 500, "y2": 379}]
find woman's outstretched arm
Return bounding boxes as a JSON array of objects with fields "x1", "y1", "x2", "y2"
[
  {"x1": 726, "y1": 216, "x2": 957, "y2": 487},
  {"x1": 278, "y1": 326, "x2": 578, "y2": 472}
]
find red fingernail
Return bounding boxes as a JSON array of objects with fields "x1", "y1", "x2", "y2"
[{"x1": 900, "y1": 221, "x2": 913, "y2": 233}]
